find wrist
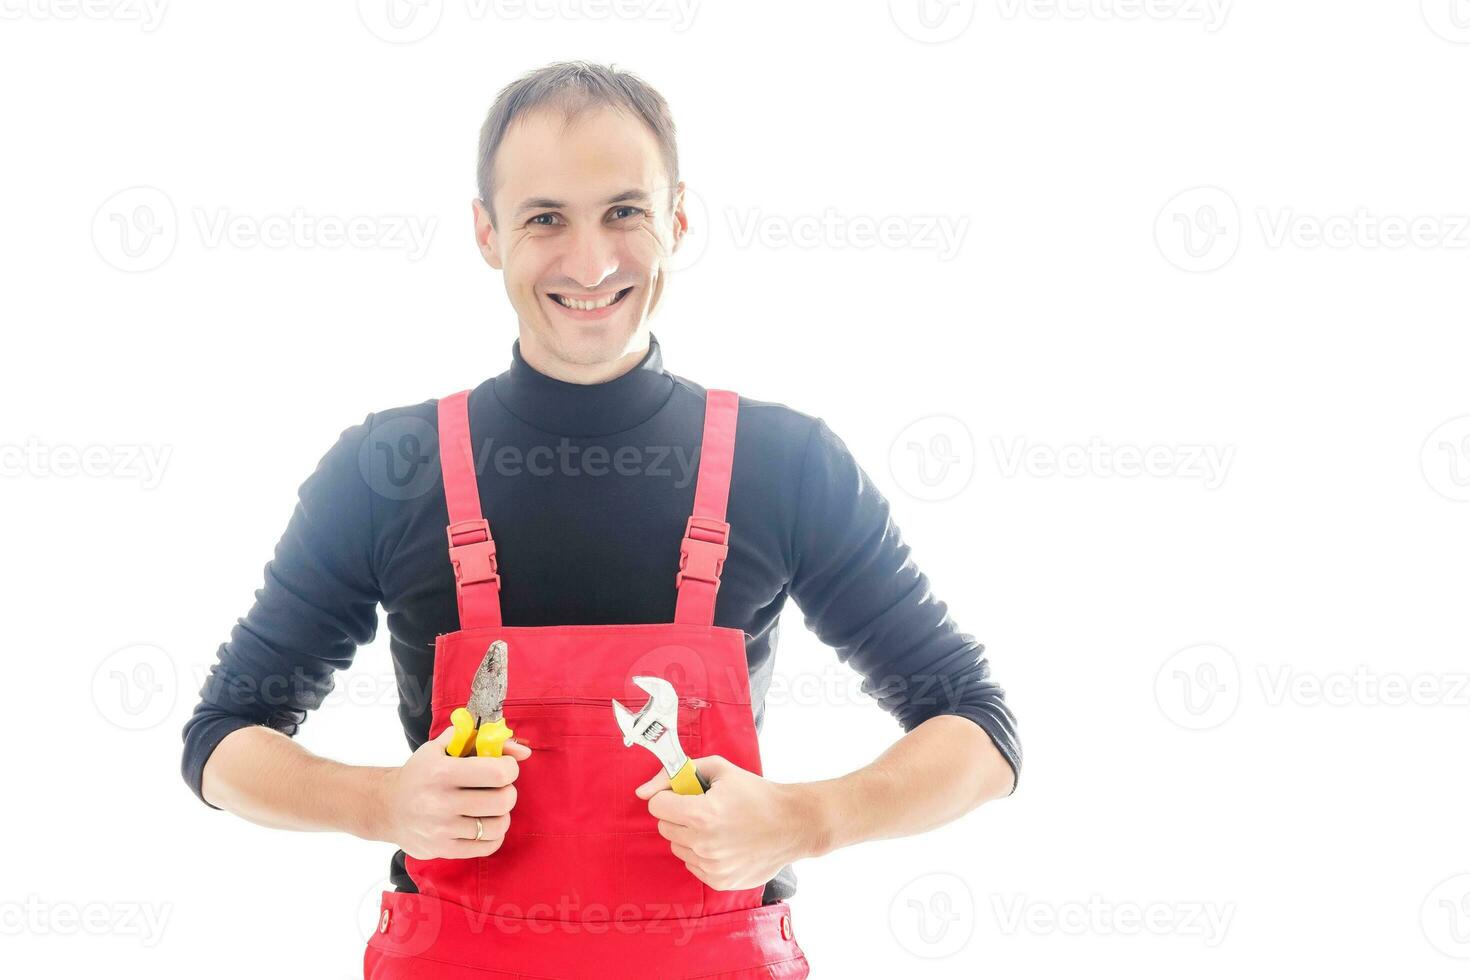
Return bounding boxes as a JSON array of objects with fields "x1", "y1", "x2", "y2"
[
  {"x1": 787, "y1": 780, "x2": 839, "y2": 861},
  {"x1": 332, "y1": 763, "x2": 396, "y2": 843}
]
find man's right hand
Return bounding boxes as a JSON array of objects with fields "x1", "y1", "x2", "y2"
[{"x1": 377, "y1": 727, "x2": 532, "y2": 860}]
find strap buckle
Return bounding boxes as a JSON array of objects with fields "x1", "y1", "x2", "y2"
[
  {"x1": 676, "y1": 515, "x2": 730, "y2": 589},
  {"x1": 446, "y1": 519, "x2": 499, "y2": 587}
]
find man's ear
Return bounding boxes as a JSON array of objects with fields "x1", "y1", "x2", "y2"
[
  {"x1": 472, "y1": 197, "x2": 502, "y2": 270},
  {"x1": 669, "y1": 181, "x2": 690, "y2": 254}
]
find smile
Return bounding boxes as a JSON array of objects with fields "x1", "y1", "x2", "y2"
[{"x1": 549, "y1": 287, "x2": 633, "y2": 312}]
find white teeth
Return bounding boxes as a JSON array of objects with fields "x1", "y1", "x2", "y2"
[{"x1": 553, "y1": 289, "x2": 624, "y2": 311}]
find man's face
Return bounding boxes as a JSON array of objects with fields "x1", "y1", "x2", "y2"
[{"x1": 475, "y1": 105, "x2": 686, "y2": 369}]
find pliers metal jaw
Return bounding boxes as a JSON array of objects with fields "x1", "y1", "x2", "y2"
[{"x1": 612, "y1": 675, "x2": 709, "y2": 795}]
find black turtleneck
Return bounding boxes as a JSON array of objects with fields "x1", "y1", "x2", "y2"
[{"x1": 181, "y1": 334, "x2": 1020, "y2": 904}]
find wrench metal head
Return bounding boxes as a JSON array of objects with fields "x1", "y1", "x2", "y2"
[{"x1": 611, "y1": 674, "x2": 689, "y2": 777}]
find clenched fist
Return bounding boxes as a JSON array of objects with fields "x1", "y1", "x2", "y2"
[{"x1": 376, "y1": 727, "x2": 532, "y2": 860}]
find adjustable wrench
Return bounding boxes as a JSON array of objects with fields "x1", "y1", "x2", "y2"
[{"x1": 612, "y1": 675, "x2": 709, "y2": 795}]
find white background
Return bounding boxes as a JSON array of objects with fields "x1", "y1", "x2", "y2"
[{"x1": 2, "y1": 1, "x2": 1469, "y2": 977}]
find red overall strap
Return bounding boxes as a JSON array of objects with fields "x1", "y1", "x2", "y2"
[
  {"x1": 674, "y1": 389, "x2": 740, "y2": 627},
  {"x1": 437, "y1": 390, "x2": 502, "y2": 630}
]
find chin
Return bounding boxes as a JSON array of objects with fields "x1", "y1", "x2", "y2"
[{"x1": 539, "y1": 320, "x2": 643, "y2": 367}]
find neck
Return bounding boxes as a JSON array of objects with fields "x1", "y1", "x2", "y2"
[
  {"x1": 492, "y1": 331, "x2": 672, "y2": 437},
  {"x1": 517, "y1": 327, "x2": 652, "y2": 385}
]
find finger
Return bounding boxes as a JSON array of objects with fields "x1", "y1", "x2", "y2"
[
  {"x1": 647, "y1": 789, "x2": 703, "y2": 825},
  {"x1": 453, "y1": 813, "x2": 509, "y2": 842},
  {"x1": 691, "y1": 755, "x2": 733, "y2": 783},
  {"x1": 440, "y1": 836, "x2": 507, "y2": 860},
  {"x1": 670, "y1": 842, "x2": 699, "y2": 864},
  {"x1": 635, "y1": 769, "x2": 672, "y2": 800},
  {"x1": 501, "y1": 738, "x2": 532, "y2": 761},
  {"x1": 656, "y1": 819, "x2": 697, "y2": 848},
  {"x1": 456, "y1": 785, "x2": 517, "y2": 818},
  {"x1": 448, "y1": 754, "x2": 520, "y2": 788}
]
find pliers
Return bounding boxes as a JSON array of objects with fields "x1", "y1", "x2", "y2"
[{"x1": 446, "y1": 639, "x2": 513, "y2": 758}]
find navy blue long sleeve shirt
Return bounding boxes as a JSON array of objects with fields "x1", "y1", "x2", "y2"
[{"x1": 181, "y1": 334, "x2": 1020, "y2": 902}]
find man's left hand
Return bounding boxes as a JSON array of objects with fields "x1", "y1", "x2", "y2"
[{"x1": 635, "y1": 755, "x2": 819, "y2": 891}]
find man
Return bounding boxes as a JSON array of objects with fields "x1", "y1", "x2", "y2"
[{"x1": 183, "y1": 61, "x2": 1020, "y2": 978}]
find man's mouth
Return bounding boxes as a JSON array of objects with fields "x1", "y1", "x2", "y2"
[{"x1": 548, "y1": 287, "x2": 633, "y2": 312}]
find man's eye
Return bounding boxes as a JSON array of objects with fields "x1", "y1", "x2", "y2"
[
  {"x1": 610, "y1": 206, "x2": 645, "y2": 221},
  {"x1": 528, "y1": 213, "x2": 560, "y2": 226}
]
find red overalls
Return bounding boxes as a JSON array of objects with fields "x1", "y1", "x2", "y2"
[{"x1": 364, "y1": 388, "x2": 811, "y2": 979}]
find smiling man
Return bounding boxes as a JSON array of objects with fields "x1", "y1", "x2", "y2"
[{"x1": 183, "y1": 62, "x2": 1020, "y2": 979}]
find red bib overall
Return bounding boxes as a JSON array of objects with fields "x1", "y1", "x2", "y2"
[{"x1": 364, "y1": 388, "x2": 811, "y2": 979}]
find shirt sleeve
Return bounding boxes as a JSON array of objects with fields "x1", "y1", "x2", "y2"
[
  {"x1": 786, "y1": 418, "x2": 1020, "y2": 789},
  {"x1": 180, "y1": 413, "x2": 383, "y2": 807}
]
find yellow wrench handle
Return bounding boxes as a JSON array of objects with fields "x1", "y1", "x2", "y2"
[
  {"x1": 475, "y1": 717, "x2": 512, "y2": 758},
  {"x1": 670, "y1": 759, "x2": 709, "y2": 795}
]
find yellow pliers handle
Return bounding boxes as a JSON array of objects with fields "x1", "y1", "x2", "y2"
[{"x1": 446, "y1": 707, "x2": 514, "y2": 758}]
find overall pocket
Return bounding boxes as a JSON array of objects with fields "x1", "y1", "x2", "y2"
[{"x1": 478, "y1": 696, "x2": 709, "y2": 921}]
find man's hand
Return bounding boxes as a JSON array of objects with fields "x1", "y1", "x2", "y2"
[
  {"x1": 635, "y1": 755, "x2": 818, "y2": 891},
  {"x1": 376, "y1": 727, "x2": 532, "y2": 861}
]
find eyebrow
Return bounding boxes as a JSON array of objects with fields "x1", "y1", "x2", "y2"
[{"x1": 513, "y1": 189, "x2": 652, "y2": 217}]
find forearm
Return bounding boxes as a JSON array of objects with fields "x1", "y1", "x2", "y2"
[
  {"x1": 201, "y1": 725, "x2": 390, "y2": 841},
  {"x1": 798, "y1": 714, "x2": 1014, "y2": 858}
]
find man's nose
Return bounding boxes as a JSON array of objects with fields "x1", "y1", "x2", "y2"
[{"x1": 560, "y1": 225, "x2": 620, "y2": 290}]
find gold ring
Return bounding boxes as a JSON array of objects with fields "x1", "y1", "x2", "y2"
[{"x1": 474, "y1": 817, "x2": 485, "y2": 842}]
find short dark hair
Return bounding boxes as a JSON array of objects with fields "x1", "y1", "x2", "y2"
[{"x1": 476, "y1": 61, "x2": 680, "y2": 229}]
